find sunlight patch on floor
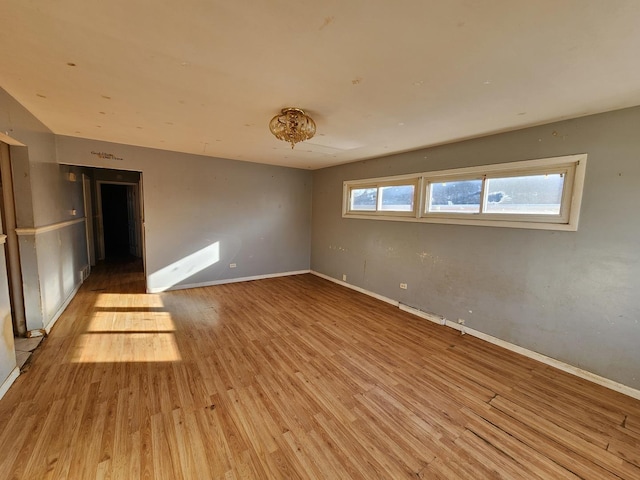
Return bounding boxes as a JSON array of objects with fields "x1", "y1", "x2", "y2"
[
  {"x1": 67, "y1": 331, "x2": 182, "y2": 363},
  {"x1": 86, "y1": 311, "x2": 176, "y2": 332},
  {"x1": 68, "y1": 297, "x2": 181, "y2": 362},
  {"x1": 93, "y1": 293, "x2": 165, "y2": 308}
]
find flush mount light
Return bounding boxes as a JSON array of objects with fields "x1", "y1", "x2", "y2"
[{"x1": 269, "y1": 107, "x2": 316, "y2": 149}]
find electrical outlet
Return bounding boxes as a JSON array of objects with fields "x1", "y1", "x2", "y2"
[
  {"x1": 229, "y1": 263, "x2": 237, "y2": 268},
  {"x1": 342, "y1": 274, "x2": 347, "y2": 281},
  {"x1": 400, "y1": 283, "x2": 408, "y2": 290},
  {"x1": 458, "y1": 318, "x2": 465, "y2": 325}
]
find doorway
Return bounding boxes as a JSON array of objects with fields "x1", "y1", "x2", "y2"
[
  {"x1": 97, "y1": 181, "x2": 143, "y2": 262},
  {"x1": 101, "y1": 184, "x2": 130, "y2": 259}
]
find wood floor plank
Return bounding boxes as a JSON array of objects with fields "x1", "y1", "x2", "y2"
[
  {"x1": 0, "y1": 261, "x2": 638, "y2": 479},
  {"x1": 608, "y1": 437, "x2": 640, "y2": 468},
  {"x1": 0, "y1": 413, "x2": 38, "y2": 479},
  {"x1": 462, "y1": 407, "x2": 581, "y2": 480},
  {"x1": 500, "y1": 384, "x2": 611, "y2": 449},
  {"x1": 350, "y1": 405, "x2": 429, "y2": 474},
  {"x1": 491, "y1": 395, "x2": 639, "y2": 478},
  {"x1": 150, "y1": 412, "x2": 184, "y2": 480},
  {"x1": 466, "y1": 404, "x2": 622, "y2": 479},
  {"x1": 626, "y1": 414, "x2": 640, "y2": 433}
]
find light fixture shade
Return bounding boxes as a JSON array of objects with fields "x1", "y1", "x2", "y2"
[{"x1": 269, "y1": 107, "x2": 316, "y2": 149}]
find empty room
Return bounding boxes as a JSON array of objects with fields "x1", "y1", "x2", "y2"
[{"x1": 0, "y1": 1, "x2": 639, "y2": 478}]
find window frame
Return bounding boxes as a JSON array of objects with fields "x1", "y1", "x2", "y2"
[
  {"x1": 344, "y1": 175, "x2": 419, "y2": 217},
  {"x1": 342, "y1": 154, "x2": 587, "y2": 231}
]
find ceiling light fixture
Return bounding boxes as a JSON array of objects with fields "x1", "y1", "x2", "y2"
[{"x1": 269, "y1": 107, "x2": 316, "y2": 149}]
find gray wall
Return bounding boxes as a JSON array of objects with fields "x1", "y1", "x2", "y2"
[
  {"x1": 312, "y1": 106, "x2": 640, "y2": 390},
  {"x1": 56, "y1": 136, "x2": 312, "y2": 292},
  {"x1": 0, "y1": 88, "x2": 88, "y2": 332}
]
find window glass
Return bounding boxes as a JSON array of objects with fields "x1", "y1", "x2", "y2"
[
  {"x1": 350, "y1": 187, "x2": 377, "y2": 211},
  {"x1": 380, "y1": 185, "x2": 415, "y2": 212},
  {"x1": 484, "y1": 174, "x2": 564, "y2": 215},
  {"x1": 429, "y1": 179, "x2": 482, "y2": 213}
]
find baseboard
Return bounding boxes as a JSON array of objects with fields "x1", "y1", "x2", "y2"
[
  {"x1": 147, "y1": 269, "x2": 311, "y2": 293},
  {"x1": 399, "y1": 303, "x2": 445, "y2": 325},
  {"x1": 310, "y1": 271, "x2": 640, "y2": 401},
  {"x1": 44, "y1": 280, "x2": 83, "y2": 334},
  {"x1": 310, "y1": 271, "x2": 399, "y2": 306},
  {"x1": 442, "y1": 320, "x2": 640, "y2": 401},
  {"x1": 0, "y1": 367, "x2": 20, "y2": 401}
]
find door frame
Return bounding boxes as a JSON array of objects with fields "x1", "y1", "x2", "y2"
[
  {"x1": 82, "y1": 174, "x2": 96, "y2": 268},
  {"x1": 0, "y1": 142, "x2": 27, "y2": 336}
]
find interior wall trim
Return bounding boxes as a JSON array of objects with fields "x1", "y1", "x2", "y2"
[
  {"x1": 0, "y1": 132, "x2": 25, "y2": 146},
  {"x1": 147, "y1": 269, "x2": 311, "y2": 294},
  {"x1": 310, "y1": 270, "x2": 640, "y2": 401},
  {"x1": 311, "y1": 270, "x2": 399, "y2": 306},
  {"x1": 15, "y1": 217, "x2": 85, "y2": 236},
  {"x1": 0, "y1": 367, "x2": 20, "y2": 402}
]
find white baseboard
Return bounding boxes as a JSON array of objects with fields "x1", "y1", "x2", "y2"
[
  {"x1": 310, "y1": 271, "x2": 399, "y2": 306},
  {"x1": 399, "y1": 303, "x2": 445, "y2": 325},
  {"x1": 311, "y1": 271, "x2": 640, "y2": 401},
  {"x1": 445, "y1": 321, "x2": 640, "y2": 401},
  {"x1": 148, "y1": 269, "x2": 311, "y2": 293},
  {"x1": 0, "y1": 367, "x2": 20, "y2": 401},
  {"x1": 44, "y1": 280, "x2": 83, "y2": 334}
]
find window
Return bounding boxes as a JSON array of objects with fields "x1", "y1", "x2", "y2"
[
  {"x1": 350, "y1": 187, "x2": 377, "y2": 211},
  {"x1": 343, "y1": 154, "x2": 587, "y2": 231},
  {"x1": 346, "y1": 177, "x2": 418, "y2": 216},
  {"x1": 428, "y1": 178, "x2": 482, "y2": 214},
  {"x1": 483, "y1": 173, "x2": 564, "y2": 215}
]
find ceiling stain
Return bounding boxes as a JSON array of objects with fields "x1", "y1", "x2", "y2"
[
  {"x1": 319, "y1": 16, "x2": 335, "y2": 30},
  {"x1": 417, "y1": 252, "x2": 440, "y2": 264}
]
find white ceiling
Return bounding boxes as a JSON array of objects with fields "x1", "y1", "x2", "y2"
[{"x1": 1, "y1": 1, "x2": 640, "y2": 170}]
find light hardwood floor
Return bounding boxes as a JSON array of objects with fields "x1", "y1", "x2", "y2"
[{"x1": 0, "y1": 261, "x2": 639, "y2": 479}]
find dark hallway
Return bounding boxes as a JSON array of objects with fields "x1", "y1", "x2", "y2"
[{"x1": 101, "y1": 183, "x2": 130, "y2": 260}]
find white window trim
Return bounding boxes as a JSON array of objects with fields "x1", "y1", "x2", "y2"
[
  {"x1": 343, "y1": 154, "x2": 587, "y2": 231},
  {"x1": 344, "y1": 175, "x2": 419, "y2": 217}
]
